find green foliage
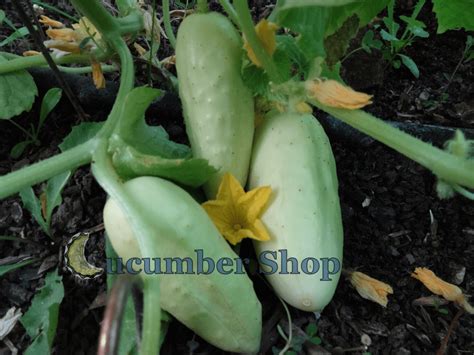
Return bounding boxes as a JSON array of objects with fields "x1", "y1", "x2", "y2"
[
  {"x1": 0, "y1": 258, "x2": 36, "y2": 277},
  {"x1": 10, "y1": 87, "x2": 62, "y2": 159},
  {"x1": 0, "y1": 54, "x2": 37, "y2": 120},
  {"x1": 324, "y1": 15, "x2": 360, "y2": 67},
  {"x1": 59, "y1": 122, "x2": 103, "y2": 151},
  {"x1": 432, "y1": 0, "x2": 474, "y2": 33},
  {"x1": 20, "y1": 269, "x2": 64, "y2": 355},
  {"x1": 19, "y1": 171, "x2": 71, "y2": 236},
  {"x1": 115, "y1": 87, "x2": 190, "y2": 159},
  {"x1": 373, "y1": 0, "x2": 428, "y2": 78}
]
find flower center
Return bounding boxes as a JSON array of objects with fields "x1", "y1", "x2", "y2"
[{"x1": 233, "y1": 223, "x2": 242, "y2": 231}]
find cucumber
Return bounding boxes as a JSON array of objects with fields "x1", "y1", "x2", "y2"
[
  {"x1": 103, "y1": 176, "x2": 261, "y2": 353},
  {"x1": 176, "y1": 12, "x2": 254, "y2": 198},
  {"x1": 248, "y1": 113, "x2": 343, "y2": 312}
]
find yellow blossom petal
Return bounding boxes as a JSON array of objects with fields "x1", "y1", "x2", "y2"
[
  {"x1": 44, "y1": 40, "x2": 81, "y2": 54},
  {"x1": 411, "y1": 267, "x2": 473, "y2": 313},
  {"x1": 202, "y1": 173, "x2": 272, "y2": 245},
  {"x1": 248, "y1": 219, "x2": 271, "y2": 242},
  {"x1": 23, "y1": 50, "x2": 41, "y2": 57},
  {"x1": 46, "y1": 28, "x2": 78, "y2": 42},
  {"x1": 237, "y1": 186, "x2": 271, "y2": 222},
  {"x1": 215, "y1": 173, "x2": 245, "y2": 206},
  {"x1": 92, "y1": 61, "x2": 106, "y2": 89},
  {"x1": 349, "y1": 271, "x2": 393, "y2": 307},
  {"x1": 39, "y1": 15, "x2": 64, "y2": 28},
  {"x1": 244, "y1": 19, "x2": 278, "y2": 67},
  {"x1": 306, "y1": 79, "x2": 373, "y2": 109},
  {"x1": 134, "y1": 42, "x2": 147, "y2": 56},
  {"x1": 73, "y1": 17, "x2": 102, "y2": 42}
]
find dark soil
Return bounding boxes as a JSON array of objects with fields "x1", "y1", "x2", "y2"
[{"x1": 0, "y1": 1, "x2": 473, "y2": 355}]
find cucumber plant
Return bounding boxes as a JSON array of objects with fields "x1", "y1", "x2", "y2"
[{"x1": 0, "y1": 0, "x2": 473, "y2": 354}]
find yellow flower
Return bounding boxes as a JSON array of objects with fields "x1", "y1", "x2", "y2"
[
  {"x1": 244, "y1": 19, "x2": 278, "y2": 67},
  {"x1": 412, "y1": 267, "x2": 473, "y2": 314},
  {"x1": 23, "y1": 50, "x2": 41, "y2": 57},
  {"x1": 44, "y1": 17, "x2": 101, "y2": 56},
  {"x1": 202, "y1": 173, "x2": 272, "y2": 245},
  {"x1": 39, "y1": 15, "x2": 64, "y2": 28},
  {"x1": 306, "y1": 79, "x2": 373, "y2": 109},
  {"x1": 349, "y1": 271, "x2": 393, "y2": 307},
  {"x1": 92, "y1": 60, "x2": 106, "y2": 89}
]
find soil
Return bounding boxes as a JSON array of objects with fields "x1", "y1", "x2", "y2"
[{"x1": 0, "y1": 1, "x2": 473, "y2": 355}]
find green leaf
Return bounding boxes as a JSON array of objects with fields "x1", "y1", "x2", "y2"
[
  {"x1": 361, "y1": 30, "x2": 382, "y2": 52},
  {"x1": 0, "y1": 54, "x2": 37, "y2": 120},
  {"x1": 276, "y1": 35, "x2": 309, "y2": 75},
  {"x1": 19, "y1": 187, "x2": 49, "y2": 235},
  {"x1": 112, "y1": 143, "x2": 217, "y2": 187},
  {"x1": 59, "y1": 122, "x2": 103, "y2": 152},
  {"x1": 242, "y1": 64, "x2": 270, "y2": 96},
  {"x1": 0, "y1": 258, "x2": 36, "y2": 277},
  {"x1": 432, "y1": 0, "x2": 474, "y2": 33},
  {"x1": 21, "y1": 269, "x2": 64, "y2": 355},
  {"x1": 10, "y1": 140, "x2": 33, "y2": 159},
  {"x1": 305, "y1": 322, "x2": 318, "y2": 336},
  {"x1": 324, "y1": 14, "x2": 359, "y2": 67},
  {"x1": 309, "y1": 336, "x2": 322, "y2": 345},
  {"x1": 278, "y1": 0, "x2": 357, "y2": 9},
  {"x1": 0, "y1": 27, "x2": 29, "y2": 47},
  {"x1": 0, "y1": 10, "x2": 5, "y2": 25},
  {"x1": 39, "y1": 88, "x2": 62, "y2": 132},
  {"x1": 45, "y1": 171, "x2": 71, "y2": 225},
  {"x1": 116, "y1": 87, "x2": 190, "y2": 159},
  {"x1": 398, "y1": 54, "x2": 419, "y2": 78}
]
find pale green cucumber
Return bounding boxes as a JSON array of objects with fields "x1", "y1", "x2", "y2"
[
  {"x1": 248, "y1": 113, "x2": 343, "y2": 312},
  {"x1": 176, "y1": 12, "x2": 254, "y2": 198},
  {"x1": 103, "y1": 176, "x2": 261, "y2": 353}
]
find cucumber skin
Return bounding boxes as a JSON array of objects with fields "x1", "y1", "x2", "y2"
[
  {"x1": 248, "y1": 113, "x2": 344, "y2": 312},
  {"x1": 176, "y1": 12, "x2": 254, "y2": 198},
  {"x1": 103, "y1": 177, "x2": 261, "y2": 353}
]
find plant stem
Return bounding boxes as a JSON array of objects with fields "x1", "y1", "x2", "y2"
[
  {"x1": 58, "y1": 63, "x2": 117, "y2": 74},
  {"x1": 0, "y1": 141, "x2": 94, "y2": 199},
  {"x1": 162, "y1": 0, "x2": 177, "y2": 49},
  {"x1": 196, "y1": 0, "x2": 208, "y2": 13},
  {"x1": 218, "y1": 0, "x2": 240, "y2": 27},
  {"x1": 0, "y1": 53, "x2": 92, "y2": 74},
  {"x1": 116, "y1": 11, "x2": 144, "y2": 35},
  {"x1": 9, "y1": 120, "x2": 38, "y2": 143},
  {"x1": 70, "y1": 0, "x2": 120, "y2": 38},
  {"x1": 310, "y1": 101, "x2": 474, "y2": 189},
  {"x1": 233, "y1": 1, "x2": 282, "y2": 84},
  {"x1": 141, "y1": 277, "x2": 161, "y2": 355}
]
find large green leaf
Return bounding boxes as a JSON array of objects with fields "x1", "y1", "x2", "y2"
[
  {"x1": 432, "y1": 0, "x2": 474, "y2": 33},
  {"x1": 0, "y1": 54, "x2": 37, "y2": 120},
  {"x1": 116, "y1": 87, "x2": 191, "y2": 159},
  {"x1": 59, "y1": 122, "x2": 103, "y2": 151},
  {"x1": 279, "y1": 0, "x2": 357, "y2": 8},
  {"x1": 112, "y1": 143, "x2": 217, "y2": 187},
  {"x1": 21, "y1": 269, "x2": 64, "y2": 355}
]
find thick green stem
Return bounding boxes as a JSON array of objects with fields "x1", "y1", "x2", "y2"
[
  {"x1": 234, "y1": 1, "x2": 282, "y2": 83},
  {"x1": 162, "y1": 0, "x2": 177, "y2": 49},
  {"x1": 218, "y1": 0, "x2": 240, "y2": 26},
  {"x1": 141, "y1": 278, "x2": 161, "y2": 355},
  {"x1": 98, "y1": 37, "x2": 135, "y2": 137},
  {"x1": 311, "y1": 101, "x2": 474, "y2": 189},
  {"x1": 58, "y1": 63, "x2": 117, "y2": 74},
  {"x1": 0, "y1": 141, "x2": 94, "y2": 199},
  {"x1": 70, "y1": 0, "x2": 120, "y2": 38},
  {"x1": 0, "y1": 54, "x2": 91, "y2": 74},
  {"x1": 116, "y1": 11, "x2": 144, "y2": 35},
  {"x1": 197, "y1": 0, "x2": 208, "y2": 13}
]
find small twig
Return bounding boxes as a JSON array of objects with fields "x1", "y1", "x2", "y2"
[
  {"x1": 12, "y1": 0, "x2": 88, "y2": 122},
  {"x1": 436, "y1": 308, "x2": 465, "y2": 355}
]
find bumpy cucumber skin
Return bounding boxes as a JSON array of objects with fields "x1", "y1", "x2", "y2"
[
  {"x1": 103, "y1": 177, "x2": 261, "y2": 353},
  {"x1": 176, "y1": 12, "x2": 254, "y2": 198},
  {"x1": 248, "y1": 113, "x2": 343, "y2": 312}
]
